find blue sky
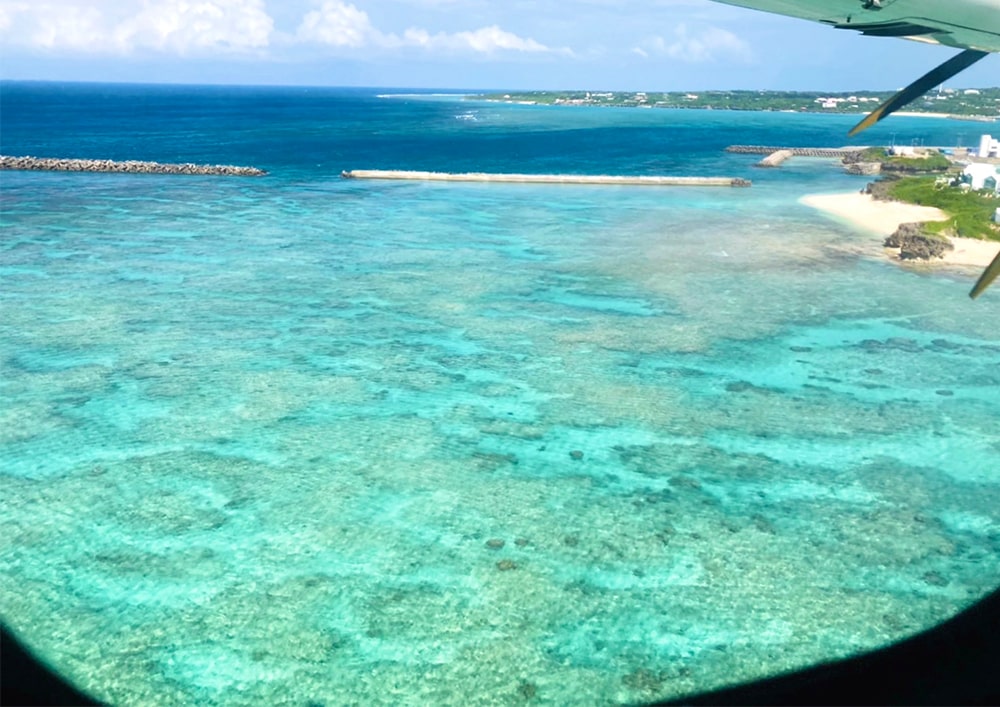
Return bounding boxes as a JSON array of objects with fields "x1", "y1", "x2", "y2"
[{"x1": 1, "y1": 0, "x2": 997, "y2": 90}]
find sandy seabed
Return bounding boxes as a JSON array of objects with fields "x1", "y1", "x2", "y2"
[{"x1": 800, "y1": 191, "x2": 1000, "y2": 268}]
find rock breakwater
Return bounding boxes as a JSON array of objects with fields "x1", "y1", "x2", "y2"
[
  {"x1": 0, "y1": 155, "x2": 266, "y2": 176},
  {"x1": 726, "y1": 145, "x2": 861, "y2": 158}
]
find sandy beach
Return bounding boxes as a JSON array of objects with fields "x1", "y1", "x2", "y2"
[
  {"x1": 800, "y1": 191, "x2": 1000, "y2": 268},
  {"x1": 891, "y1": 111, "x2": 957, "y2": 119},
  {"x1": 892, "y1": 110, "x2": 997, "y2": 122}
]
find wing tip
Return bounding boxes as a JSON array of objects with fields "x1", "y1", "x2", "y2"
[
  {"x1": 848, "y1": 112, "x2": 880, "y2": 137},
  {"x1": 969, "y1": 251, "x2": 1000, "y2": 300}
]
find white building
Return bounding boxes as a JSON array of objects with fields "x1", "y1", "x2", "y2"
[
  {"x1": 978, "y1": 134, "x2": 1000, "y2": 158},
  {"x1": 962, "y1": 163, "x2": 1000, "y2": 192}
]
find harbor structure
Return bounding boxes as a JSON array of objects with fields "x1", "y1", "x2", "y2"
[
  {"x1": 978, "y1": 134, "x2": 1000, "y2": 158},
  {"x1": 961, "y1": 163, "x2": 1000, "y2": 192},
  {"x1": 341, "y1": 170, "x2": 751, "y2": 187},
  {"x1": 725, "y1": 146, "x2": 860, "y2": 158},
  {"x1": 0, "y1": 155, "x2": 266, "y2": 176}
]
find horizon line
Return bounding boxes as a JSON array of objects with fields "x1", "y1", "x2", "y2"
[{"x1": 2, "y1": 77, "x2": 999, "y2": 94}]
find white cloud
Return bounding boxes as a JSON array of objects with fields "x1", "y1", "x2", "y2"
[
  {"x1": 0, "y1": 0, "x2": 559, "y2": 58},
  {"x1": 634, "y1": 23, "x2": 751, "y2": 63},
  {"x1": 296, "y1": 0, "x2": 373, "y2": 47},
  {"x1": 115, "y1": 0, "x2": 273, "y2": 53},
  {"x1": 449, "y1": 25, "x2": 549, "y2": 53},
  {"x1": 296, "y1": 1, "x2": 553, "y2": 55},
  {"x1": 0, "y1": 2, "x2": 24, "y2": 32},
  {"x1": 391, "y1": 0, "x2": 468, "y2": 6},
  {"x1": 1, "y1": 2, "x2": 106, "y2": 50},
  {"x1": 0, "y1": 0, "x2": 273, "y2": 54},
  {"x1": 400, "y1": 24, "x2": 550, "y2": 53},
  {"x1": 38, "y1": 5, "x2": 105, "y2": 50}
]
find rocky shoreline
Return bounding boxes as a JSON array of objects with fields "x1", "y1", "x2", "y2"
[
  {"x1": 884, "y1": 222, "x2": 955, "y2": 260},
  {"x1": 0, "y1": 155, "x2": 266, "y2": 176}
]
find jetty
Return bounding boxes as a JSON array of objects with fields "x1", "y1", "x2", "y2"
[
  {"x1": 342, "y1": 170, "x2": 751, "y2": 187},
  {"x1": 725, "y1": 145, "x2": 863, "y2": 169},
  {"x1": 726, "y1": 146, "x2": 861, "y2": 158},
  {"x1": 0, "y1": 155, "x2": 266, "y2": 176},
  {"x1": 755, "y1": 150, "x2": 794, "y2": 168}
]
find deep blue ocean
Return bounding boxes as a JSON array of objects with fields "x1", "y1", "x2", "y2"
[{"x1": 1, "y1": 81, "x2": 998, "y2": 705}]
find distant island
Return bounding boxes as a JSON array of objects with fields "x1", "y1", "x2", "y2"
[{"x1": 472, "y1": 88, "x2": 1000, "y2": 120}]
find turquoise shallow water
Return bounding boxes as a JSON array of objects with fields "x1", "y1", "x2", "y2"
[{"x1": 1, "y1": 84, "x2": 999, "y2": 705}]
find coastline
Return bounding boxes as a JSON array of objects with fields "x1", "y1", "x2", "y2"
[
  {"x1": 471, "y1": 99, "x2": 995, "y2": 122},
  {"x1": 892, "y1": 110, "x2": 996, "y2": 122},
  {"x1": 891, "y1": 111, "x2": 958, "y2": 119},
  {"x1": 800, "y1": 191, "x2": 1000, "y2": 268}
]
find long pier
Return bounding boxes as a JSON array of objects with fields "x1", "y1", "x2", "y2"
[
  {"x1": 0, "y1": 155, "x2": 266, "y2": 176},
  {"x1": 342, "y1": 170, "x2": 751, "y2": 187}
]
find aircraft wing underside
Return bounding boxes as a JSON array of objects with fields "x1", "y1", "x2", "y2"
[{"x1": 711, "y1": 0, "x2": 1000, "y2": 53}]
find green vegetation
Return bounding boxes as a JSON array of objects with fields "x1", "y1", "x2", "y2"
[
  {"x1": 885, "y1": 176, "x2": 1000, "y2": 241},
  {"x1": 857, "y1": 147, "x2": 952, "y2": 173},
  {"x1": 862, "y1": 149, "x2": 999, "y2": 241},
  {"x1": 474, "y1": 88, "x2": 1000, "y2": 118}
]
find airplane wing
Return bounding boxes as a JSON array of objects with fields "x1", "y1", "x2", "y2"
[
  {"x1": 708, "y1": 0, "x2": 1000, "y2": 52},
  {"x1": 709, "y1": 0, "x2": 1000, "y2": 299}
]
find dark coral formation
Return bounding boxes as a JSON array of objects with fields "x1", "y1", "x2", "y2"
[{"x1": 884, "y1": 222, "x2": 954, "y2": 260}]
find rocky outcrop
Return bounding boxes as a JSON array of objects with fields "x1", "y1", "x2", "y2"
[
  {"x1": 864, "y1": 180, "x2": 894, "y2": 201},
  {"x1": 884, "y1": 222, "x2": 954, "y2": 260},
  {"x1": 0, "y1": 155, "x2": 266, "y2": 176},
  {"x1": 845, "y1": 162, "x2": 881, "y2": 176}
]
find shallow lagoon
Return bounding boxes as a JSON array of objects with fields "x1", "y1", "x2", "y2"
[{"x1": 1, "y1": 85, "x2": 999, "y2": 704}]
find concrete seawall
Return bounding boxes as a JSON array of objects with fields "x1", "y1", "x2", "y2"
[
  {"x1": 342, "y1": 170, "x2": 751, "y2": 187},
  {"x1": 756, "y1": 150, "x2": 794, "y2": 168},
  {"x1": 0, "y1": 155, "x2": 266, "y2": 176}
]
